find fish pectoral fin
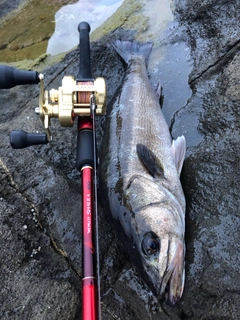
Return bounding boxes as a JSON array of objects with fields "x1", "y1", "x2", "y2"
[
  {"x1": 136, "y1": 143, "x2": 164, "y2": 178},
  {"x1": 171, "y1": 136, "x2": 186, "y2": 176}
]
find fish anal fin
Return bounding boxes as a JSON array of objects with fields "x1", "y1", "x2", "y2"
[
  {"x1": 136, "y1": 143, "x2": 164, "y2": 178},
  {"x1": 155, "y1": 81, "x2": 164, "y2": 108},
  {"x1": 171, "y1": 136, "x2": 186, "y2": 175}
]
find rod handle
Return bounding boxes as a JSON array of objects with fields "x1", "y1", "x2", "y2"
[{"x1": 77, "y1": 21, "x2": 92, "y2": 81}]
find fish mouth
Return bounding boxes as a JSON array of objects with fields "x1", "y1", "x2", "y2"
[
  {"x1": 159, "y1": 237, "x2": 185, "y2": 306},
  {"x1": 144, "y1": 236, "x2": 185, "y2": 306}
]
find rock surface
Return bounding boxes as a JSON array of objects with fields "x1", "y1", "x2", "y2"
[
  {"x1": 0, "y1": 0, "x2": 26, "y2": 19},
  {"x1": 0, "y1": 0, "x2": 240, "y2": 319}
]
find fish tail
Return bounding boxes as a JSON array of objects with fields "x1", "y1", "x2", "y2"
[{"x1": 112, "y1": 40, "x2": 153, "y2": 65}]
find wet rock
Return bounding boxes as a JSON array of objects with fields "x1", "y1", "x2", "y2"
[
  {"x1": 174, "y1": 0, "x2": 240, "y2": 84},
  {"x1": 0, "y1": 159, "x2": 81, "y2": 320},
  {"x1": 0, "y1": 0, "x2": 26, "y2": 19},
  {"x1": 172, "y1": 0, "x2": 240, "y2": 318}
]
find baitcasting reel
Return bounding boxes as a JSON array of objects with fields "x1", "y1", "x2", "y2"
[
  {"x1": 0, "y1": 21, "x2": 106, "y2": 149},
  {"x1": 38, "y1": 73, "x2": 106, "y2": 141}
]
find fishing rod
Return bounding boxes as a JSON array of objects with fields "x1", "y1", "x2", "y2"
[{"x1": 0, "y1": 21, "x2": 106, "y2": 320}]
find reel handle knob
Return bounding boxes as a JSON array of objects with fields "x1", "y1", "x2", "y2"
[
  {"x1": 77, "y1": 21, "x2": 92, "y2": 81},
  {"x1": 0, "y1": 65, "x2": 39, "y2": 89},
  {"x1": 10, "y1": 130, "x2": 48, "y2": 149}
]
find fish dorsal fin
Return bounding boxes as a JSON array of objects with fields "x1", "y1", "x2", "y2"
[
  {"x1": 136, "y1": 143, "x2": 164, "y2": 178},
  {"x1": 171, "y1": 136, "x2": 186, "y2": 175}
]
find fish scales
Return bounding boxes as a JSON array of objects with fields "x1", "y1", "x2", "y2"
[
  {"x1": 114, "y1": 59, "x2": 183, "y2": 204},
  {"x1": 99, "y1": 40, "x2": 186, "y2": 305}
]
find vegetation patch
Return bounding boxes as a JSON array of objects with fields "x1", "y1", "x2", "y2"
[
  {"x1": 0, "y1": 0, "x2": 78, "y2": 64},
  {"x1": 91, "y1": 0, "x2": 149, "y2": 41}
]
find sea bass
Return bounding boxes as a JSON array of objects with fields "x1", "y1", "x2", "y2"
[{"x1": 99, "y1": 40, "x2": 186, "y2": 305}]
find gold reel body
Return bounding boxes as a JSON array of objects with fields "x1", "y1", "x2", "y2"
[{"x1": 39, "y1": 75, "x2": 106, "y2": 140}]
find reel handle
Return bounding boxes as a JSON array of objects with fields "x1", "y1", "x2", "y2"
[
  {"x1": 77, "y1": 22, "x2": 92, "y2": 81},
  {"x1": 10, "y1": 130, "x2": 48, "y2": 149},
  {"x1": 0, "y1": 65, "x2": 39, "y2": 89}
]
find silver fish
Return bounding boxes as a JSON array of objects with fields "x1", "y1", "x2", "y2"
[{"x1": 99, "y1": 40, "x2": 186, "y2": 305}]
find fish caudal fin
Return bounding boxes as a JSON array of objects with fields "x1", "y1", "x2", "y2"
[
  {"x1": 171, "y1": 136, "x2": 186, "y2": 175},
  {"x1": 112, "y1": 40, "x2": 153, "y2": 65}
]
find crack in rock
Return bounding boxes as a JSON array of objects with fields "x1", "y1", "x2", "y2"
[
  {"x1": 190, "y1": 39, "x2": 240, "y2": 85},
  {"x1": 0, "y1": 157, "x2": 81, "y2": 279}
]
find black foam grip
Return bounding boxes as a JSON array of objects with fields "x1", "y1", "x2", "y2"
[
  {"x1": 0, "y1": 65, "x2": 39, "y2": 89},
  {"x1": 76, "y1": 129, "x2": 94, "y2": 171},
  {"x1": 77, "y1": 21, "x2": 92, "y2": 81}
]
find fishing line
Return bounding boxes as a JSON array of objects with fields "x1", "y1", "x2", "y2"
[{"x1": 91, "y1": 94, "x2": 102, "y2": 320}]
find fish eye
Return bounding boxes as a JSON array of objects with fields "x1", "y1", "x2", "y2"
[{"x1": 142, "y1": 234, "x2": 160, "y2": 256}]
